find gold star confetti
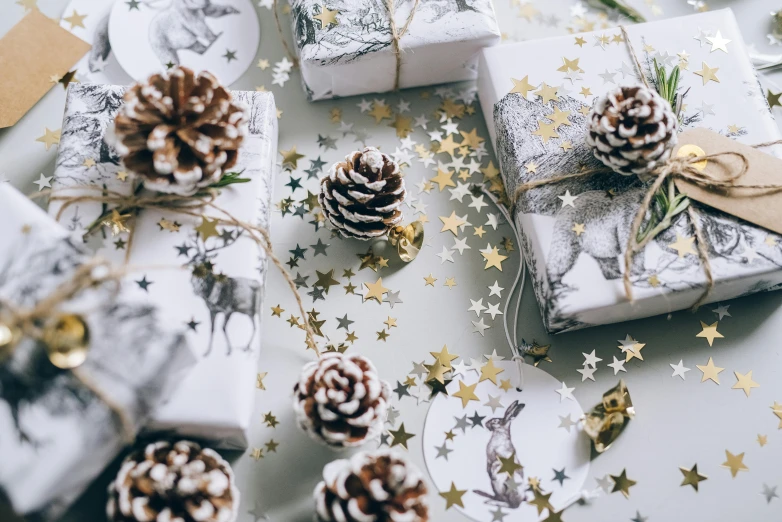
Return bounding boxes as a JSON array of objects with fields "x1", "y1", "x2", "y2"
[
  {"x1": 315, "y1": 269, "x2": 340, "y2": 292},
  {"x1": 481, "y1": 245, "x2": 508, "y2": 271},
  {"x1": 696, "y1": 321, "x2": 723, "y2": 346},
  {"x1": 525, "y1": 162, "x2": 538, "y2": 173},
  {"x1": 765, "y1": 235, "x2": 778, "y2": 247},
  {"x1": 195, "y1": 216, "x2": 219, "y2": 240},
  {"x1": 532, "y1": 120, "x2": 560, "y2": 143},
  {"x1": 510, "y1": 76, "x2": 537, "y2": 98},
  {"x1": 648, "y1": 274, "x2": 660, "y2": 287},
  {"x1": 443, "y1": 277, "x2": 457, "y2": 289},
  {"x1": 439, "y1": 211, "x2": 465, "y2": 236},
  {"x1": 473, "y1": 226, "x2": 486, "y2": 238},
  {"x1": 579, "y1": 86, "x2": 592, "y2": 98},
  {"x1": 263, "y1": 412, "x2": 279, "y2": 428},
  {"x1": 368, "y1": 102, "x2": 392, "y2": 123},
  {"x1": 534, "y1": 83, "x2": 559, "y2": 104},
  {"x1": 559, "y1": 141, "x2": 573, "y2": 151},
  {"x1": 479, "y1": 359, "x2": 504, "y2": 384},
  {"x1": 481, "y1": 161, "x2": 501, "y2": 181},
  {"x1": 376, "y1": 330, "x2": 389, "y2": 341},
  {"x1": 572, "y1": 223, "x2": 585, "y2": 236},
  {"x1": 549, "y1": 106, "x2": 572, "y2": 127},
  {"x1": 439, "y1": 482, "x2": 467, "y2": 509},
  {"x1": 425, "y1": 361, "x2": 448, "y2": 384},
  {"x1": 694, "y1": 62, "x2": 720, "y2": 85},
  {"x1": 313, "y1": 5, "x2": 339, "y2": 28},
  {"x1": 35, "y1": 127, "x2": 60, "y2": 150},
  {"x1": 63, "y1": 10, "x2": 87, "y2": 29},
  {"x1": 271, "y1": 304, "x2": 284, "y2": 317},
  {"x1": 575, "y1": 36, "x2": 587, "y2": 47},
  {"x1": 438, "y1": 135, "x2": 460, "y2": 156},
  {"x1": 440, "y1": 98, "x2": 465, "y2": 119},
  {"x1": 732, "y1": 371, "x2": 759, "y2": 397},
  {"x1": 102, "y1": 209, "x2": 131, "y2": 236},
  {"x1": 431, "y1": 167, "x2": 456, "y2": 191},
  {"x1": 265, "y1": 439, "x2": 279, "y2": 452},
  {"x1": 721, "y1": 450, "x2": 748, "y2": 478},
  {"x1": 680, "y1": 464, "x2": 707, "y2": 491},
  {"x1": 529, "y1": 489, "x2": 554, "y2": 514},
  {"x1": 250, "y1": 448, "x2": 264, "y2": 460},
  {"x1": 424, "y1": 274, "x2": 437, "y2": 286},
  {"x1": 384, "y1": 317, "x2": 397, "y2": 328},
  {"x1": 256, "y1": 372, "x2": 267, "y2": 390},
  {"x1": 758, "y1": 434, "x2": 768, "y2": 447},
  {"x1": 257, "y1": 59, "x2": 270, "y2": 69},
  {"x1": 158, "y1": 218, "x2": 180, "y2": 232},
  {"x1": 453, "y1": 381, "x2": 480, "y2": 408},
  {"x1": 697, "y1": 357, "x2": 724, "y2": 384},
  {"x1": 610, "y1": 469, "x2": 637, "y2": 498},
  {"x1": 499, "y1": 379, "x2": 512, "y2": 392},
  {"x1": 668, "y1": 233, "x2": 697, "y2": 258},
  {"x1": 390, "y1": 114, "x2": 413, "y2": 138},
  {"x1": 497, "y1": 452, "x2": 523, "y2": 476},
  {"x1": 557, "y1": 56, "x2": 584, "y2": 73},
  {"x1": 768, "y1": 90, "x2": 782, "y2": 109},
  {"x1": 579, "y1": 105, "x2": 591, "y2": 115},
  {"x1": 459, "y1": 128, "x2": 484, "y2": 150},
  {"x1": 389, "y1": 423, "x2": 415, "y2": 449},
  {"x1": 431, "y1": 346, "x2": 458, "y2": 368},
  {"x1": 280, "y1": 146, "x2": 305, "y2": 170},
  {"x1": 363, "y1": 278, "x2": 389, "y2": 303},
  {"x1": 517, "y1": 2, "x2": 539, "y2": 20}
]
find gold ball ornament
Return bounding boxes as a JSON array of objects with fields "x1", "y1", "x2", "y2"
[
  {"x1": 0, "y1": 322, "x2": 21, "y2": 362},
  {"x1": 42, "y1": 313, "x2": 90, "y2": 369}
]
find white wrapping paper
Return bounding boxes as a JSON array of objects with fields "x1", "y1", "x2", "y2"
[
  {"x1": 50, "y1": 84, "x2": 277, "y2": 447},
  {"x1": 478, "y1": 9, "x2": 782, "y2": 333},
  {"x1": 0, "y1": 184, "x2": 194, "y2": 520},
  {"x1": 290, "y1": 0, "x2": 500, "y2": 100}
]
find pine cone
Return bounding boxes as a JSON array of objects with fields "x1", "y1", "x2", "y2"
[
  {"x1": 319, "y1": 147, "x2": 406, "y2": 239},
  {"x1": 106, "y1": 440, "x2": 239, "y2": 522},
  {"x1": 109, "y1": 66, "x2": 246, "y2": 196},
  {"x1": 294, "y1": 352, "x2": 390, "y2": 447},
  {"x1": 586, "y1": 85, "x2": 678, "y2": 177},
  {"x1": 314, "y1": 450, "x2": 429, "y2": 522}
]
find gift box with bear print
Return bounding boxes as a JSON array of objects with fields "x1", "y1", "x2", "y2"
[
  {"x1": 478, "y1": 9, "x2": 782, "y2": 334},
  {"x1": 290, "y1": 0, "x2": 500, "y2": 100},
  {"x1": 0, "y1": 184, "x2": 194, "y2": 520},
  {"x1": 48, "y1": 84, "x2": 277, "y2": 448}
]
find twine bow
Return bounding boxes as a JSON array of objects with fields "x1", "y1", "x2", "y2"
[
  {"x1": 273, "y1": 0, "x2": 420, "y2": 92},
  {"x1": 0, "y1": 259, "x2": 138, "y2": 441},
  {"x1": 512, "y1": 26, "x2": 782, "y2": 309},
  {"x1": 47, "y1": 184, "x2": 320, "y2": 355}
]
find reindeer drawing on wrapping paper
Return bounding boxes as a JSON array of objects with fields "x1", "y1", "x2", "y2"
[
  {"x1": 185, "y1": 231, "x2": 261, "y2": 356},
  {"x1": 141, "y1": 0, "x2": 240, "y2": 66}
]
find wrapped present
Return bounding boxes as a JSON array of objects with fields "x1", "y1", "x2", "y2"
[
  {"x1": 0, "y1": 184, "x2": 194, "y2": 520},
  {"x1": 49, "y1": 83, "x2": 277, "y2": 448},
  {"x1": 290, "y1": 0, "x2": 500, "y2": 100},
  {"x1": 477, "y1": 9, "x2": 782, "y2": 333}
]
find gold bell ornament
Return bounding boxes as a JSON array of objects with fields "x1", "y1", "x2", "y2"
[
  {"x1": 582, "y1": 379, "x2": 634, "y2": 453},
  {"x1": 42, "y1": 313, "x2": 91, "y2": 369},
  {"x1": 387, "y1": 221, "x2": 425, "y2": 263}
]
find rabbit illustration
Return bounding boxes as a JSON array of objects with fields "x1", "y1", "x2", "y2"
[
  {"x1": 146, "y1": 0, "x2": 240, "y2": 66},
  {"x1": 474, "y1": 400, "x2": 526, "y2": 509}
]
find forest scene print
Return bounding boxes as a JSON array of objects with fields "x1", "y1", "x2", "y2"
[{"x1": 291, "y1": 0, "x2": 497, "y2": 64}]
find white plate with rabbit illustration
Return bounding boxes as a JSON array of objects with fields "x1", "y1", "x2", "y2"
[
  {"x1": 423, "y1": 362, "x2": 590, "y2": 522},
  {"x1": 108, "y1": 0, "x2": 260, "y2": 86},
  {"x1": 59, "y1": 0, "x2": 134, "y2": 85}
]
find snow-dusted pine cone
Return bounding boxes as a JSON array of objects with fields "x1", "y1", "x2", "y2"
[
  {"x1": 109, "y1": 66, "x2": 246, "y2": 196},
  {"x1": 586, "y1": 85, "x2": 678, "y2": 177},
  {"x1": 106, "y1": 440, "x2": 239, "y2": 522},
  {"x1": 294, "y1": 352, "x2": 390, "y2": 447},
  {"x1": 319, "y1": 147, "x2": 406, "y2": 239},
  {"x1": 314, "y1": 450, "x2": 429, "y2": 522}
]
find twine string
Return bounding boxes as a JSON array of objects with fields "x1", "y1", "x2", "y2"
[
  {"x1": 272, "y1": 0, "x2": 300, "y2": 68},
  {"x1": 385, "y1": 0, "x2": 421, "y2": 91}
]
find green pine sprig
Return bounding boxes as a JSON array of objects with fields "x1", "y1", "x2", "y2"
[
  {"x1": 586, "y1": 0, "x2": 645, "y2": 23},
  {"x1": 207, "y1": 170, "x2": 250, "y2": 189},
  {"x1": 636, "y1": 60, "x2": 690, "y2": 245}
]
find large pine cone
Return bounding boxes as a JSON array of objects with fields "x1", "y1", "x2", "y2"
[
  {"x1": 109, "y1": 66, "x2": 246, "y2": 196},
  {"x1": 107, "y1": 440, "x2": 239, "y2": 522},
  {"x1": 586, "y1": 85, "x2": 678, "y2": 177},
  {"x1": 314, "y1": 450, "x2": 429, "y2": 522},
  {"x1": 319, "y1": 147, "x2": 406, "y2": 239},
  {"x1": 294, "y1": 352, "x2": 390, "y2": 447}
]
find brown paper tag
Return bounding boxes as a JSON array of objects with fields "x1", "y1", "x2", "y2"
[
  {"x1": 0, "y1": 11, "x2": 91, "y2": 128},
  {"x1": 673, "y1": 128, "x2": 782, "y2": 235}
]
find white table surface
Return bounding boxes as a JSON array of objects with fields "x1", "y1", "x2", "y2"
[{"x1": 2, "y1": 1, "x2": 782, "y2": 521}]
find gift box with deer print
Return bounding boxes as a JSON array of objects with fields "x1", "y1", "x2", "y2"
[
  {"x1": 49, "y1": 83, "x2": 277, "y2": 448},
  {"x1": 290, "y1": 0, "x2": 500, "y2": 100},
  {"x1": 0, "y1": 184, "x2": 194, "y2": 520},
  {"x1": 478, "y1": 9, "x2": 782, "y2": 334}
]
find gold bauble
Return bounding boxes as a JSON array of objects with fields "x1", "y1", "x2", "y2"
[
  {"x1": 387, "y1": 221, "x2": 424, "y2": 262},
  {"x1": 42, "y1": 314, "x2": 90, "y2": 369},
  {"x1": 0, "y1": 322, "x2": 21, "y2": 362}
]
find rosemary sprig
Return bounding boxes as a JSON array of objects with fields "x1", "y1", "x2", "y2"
[
  {"x1": 586, "y1": 0, "x2": 645, "y2": 23},
  {"x1": 207, "y1": 170, "x2": 250, "y2": 189},
  {"x1": 636, "y1": 60, "x2": 689, "y2": 245}
]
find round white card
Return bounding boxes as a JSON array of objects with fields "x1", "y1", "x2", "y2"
[
  {"x1": 107, "y1": 0, "x2": 260, "y2": 86},
  {"x1": 59, "y1": 0, "x2": 134, "y2": 85},
  {"x1": 423, "y1": 362, "x2": 590, "y2": 522}
]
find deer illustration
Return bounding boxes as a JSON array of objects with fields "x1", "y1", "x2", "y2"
[
  {"x1": 144, "y1": 0, "x2": 240, "y2": 66},
  {"x1": 185, "y1": 231, "x2": 261, "y2": 356}
]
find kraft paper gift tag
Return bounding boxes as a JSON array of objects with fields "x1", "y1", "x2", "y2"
[
  {"x1": 674, "y1": 128, "x2": 782, "y2": 235},
  {"x1": 0, "y1": 10, "x2": 90, "y2": 128}
]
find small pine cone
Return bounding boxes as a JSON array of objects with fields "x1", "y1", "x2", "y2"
[
  {"x1": 314, "y1": 450, "x2": 429, "y2": 522},
  {"x1": 109, "y1": 66, "x2": 246, "y2": 196},
  {"x1": 293, "y1": 352, "x2": 390, "y2": 447},
  {"x1": 319, "y1": 147, "x2": 406, "y2": 239},
  {"x1": 106, "y1": 440, "x2": 239, "y2": 522},
  {"x1": 586, "y1": 85, "x2": 678, "y2": 177}
]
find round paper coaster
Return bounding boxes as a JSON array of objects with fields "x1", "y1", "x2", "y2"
[
  {"x1": 107, "y1": 0, "x2": 260, "y2": 86},
  {"x1": 59, "y1": 0, "x2": 134, "y2": 85},
  {"x1": 422, "y1": 361, "x2": 590, "y2": 522}
]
